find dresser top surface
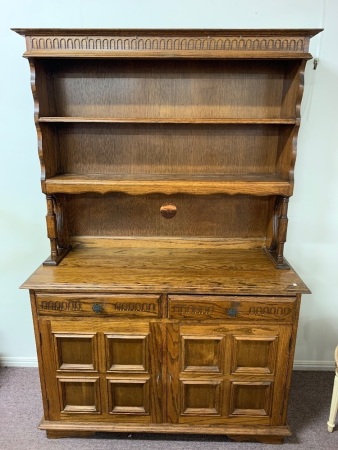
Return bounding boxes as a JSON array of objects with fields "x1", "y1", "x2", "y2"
[{"x1": 22, "y1": 242, "x2": 309, "y2": 295}]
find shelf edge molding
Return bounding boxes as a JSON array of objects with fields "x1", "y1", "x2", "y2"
[
  {"x1": 38, "y1": 117, "x2": 297, "y2": 125},
  {"x1": 44, "y1": 176, "x2": 293, "y2": 196}
]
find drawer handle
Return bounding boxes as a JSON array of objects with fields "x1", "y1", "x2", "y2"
[
  {"x1": 160, "y1": 203, "x2": 177, "y2": 219},
  {"x1": 92, "y1": 303, "x2": 104, "y2": 314},
  {"x1": 227, "y1": 308, "x2": 238, "y2": 317}
]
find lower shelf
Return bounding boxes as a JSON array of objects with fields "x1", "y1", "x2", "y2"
[{"x1": 44, "y1": 173, "x2": 292, "y2": 196}]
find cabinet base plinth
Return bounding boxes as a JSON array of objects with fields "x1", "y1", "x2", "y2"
[
  {"x1": 39, "y1": 419, "x2": 291, "y2": 441},
  {"x1": 228, "y1": 434, "x2": 284, "y2": 444},
  {"x1": 46, "y1": 430, "x2": 96, "y2": 439}
]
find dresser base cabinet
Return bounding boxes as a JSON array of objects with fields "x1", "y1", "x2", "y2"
[{"x1": 24, "y1": 246, "x2": 307, "y2": 444}]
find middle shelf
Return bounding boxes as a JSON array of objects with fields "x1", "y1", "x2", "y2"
[
  {"x1": 39, "y1": 117, "x2": 297, "y2": 125},
  {"x1": 44, "y1": 173, "x2": 292, "y2": 195},
  {"x1": 39, "y1": 120, "x2": 296, "y2": 196}
]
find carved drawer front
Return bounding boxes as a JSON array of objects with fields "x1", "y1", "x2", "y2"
[
  {"x1": 168, "y1": 295, "x2": 296, "y2": 322},
  {"x1": 36, "y1": 293, "x2": 161, "y2": 318}
]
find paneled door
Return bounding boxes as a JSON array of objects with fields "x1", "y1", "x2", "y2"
[
  {"x1": 38, "y1": 318, "x2": 164, "y2": 423},
  {"x1": 166, "y1": 323, "x2": 292, "y2": 426}
]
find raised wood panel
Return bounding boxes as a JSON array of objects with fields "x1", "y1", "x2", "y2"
[
  {"x1": 57, "y1": 377, "x2": 101, "y2": 414},
  {"x1": 181, "y1": 337, "x2": 224, "y2": 373},
  {"x1": 181, "y1": 381, "x2": 222, "y2": 415},
  {"x1": 107, "y1": 378, "x2": 150, "y2": 415},
  {"x1": 105, "y1": 335, "x2": 149, "y2": 373},
  {"x1": 229, "y1": 382, "x2": 272, "y2": 417},
  {"x1": 53, "y1": 333, "x2": 98, "y2": 371},
  {"x1": 231, "y1": 336, "x2": 278, "y2": 374}
]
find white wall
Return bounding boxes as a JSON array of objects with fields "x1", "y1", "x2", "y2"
[{"x1": 1, "y1": 0, "x2": 337, "y2": 369}]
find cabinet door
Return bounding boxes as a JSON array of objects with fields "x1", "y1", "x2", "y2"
[
  {"x1": 39, "y1": 318, "x2": 163, "y2": 423},
  {"x1": 166, "y1": 323, "x2": 292, "y2": 426}
]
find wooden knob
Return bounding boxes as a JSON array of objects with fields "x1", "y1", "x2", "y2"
[{"x1": 160, "y1": 203, "x2": 177, "y2": 219}]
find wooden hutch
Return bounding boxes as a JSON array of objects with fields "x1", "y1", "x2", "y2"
[{"x1": 14, "y1": 28, "x2": 322, "y2": 443}]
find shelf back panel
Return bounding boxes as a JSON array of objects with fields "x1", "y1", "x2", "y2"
[
  {"x1": 47, "y1": 123, "x2": 289, "y2": 177},
  {"x1": 59, "y1": 193, "x2": 272, "y2": 241},
  {"x1": 36, "y1": 59, "x2": 301, "y2": 120}
]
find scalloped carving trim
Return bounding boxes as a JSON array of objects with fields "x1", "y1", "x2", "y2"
[{"x1": 27, "y1": 35, "x2": 308, "y2": 53}]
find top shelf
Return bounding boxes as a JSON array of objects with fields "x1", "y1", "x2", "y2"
[{"x1": 39, "y1": 117, "x2": 297, "y2": 125}]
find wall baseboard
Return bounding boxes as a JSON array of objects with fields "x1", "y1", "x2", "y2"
[
  {"x1": 0, "y1": 357, "x2": 335, "y2": 370},
  {"x1": 293, "y1": 360, "x2": 335, "y2": 371},
  {"x1": 0, "y1": 357, "x2": 38, "y2": 367}
]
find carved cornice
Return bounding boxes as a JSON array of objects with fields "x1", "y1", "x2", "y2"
[
  {"x1": 29, "y1": 35, "x2": 307, "y2": 52},
  {"x1": 13, "y1": 29, "x2": 322, "y2": 58}
]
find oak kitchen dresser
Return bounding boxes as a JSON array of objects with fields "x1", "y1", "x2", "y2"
[{"x1": 14, "y1": 28, "x2": 322, "y2": 443}]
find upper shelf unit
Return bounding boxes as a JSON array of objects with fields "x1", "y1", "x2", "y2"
[
  {"x1": 18, "y1": 28, "x2": 321, "y2": 197},
  {"x1": 14, "y1": 28, "x2": 322, "y2": 266}
]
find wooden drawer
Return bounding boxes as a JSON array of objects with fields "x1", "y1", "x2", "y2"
[
  {"x1": 35, "y1": 293, "x2": 161, "y2": 318},
  {"x1": 168, "y1": 295, "x2": 296, "y2": 322}
]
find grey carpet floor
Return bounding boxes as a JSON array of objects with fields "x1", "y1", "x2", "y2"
[{"x1": 0, "y1": 368, "x2": 337, "y2": 449}]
